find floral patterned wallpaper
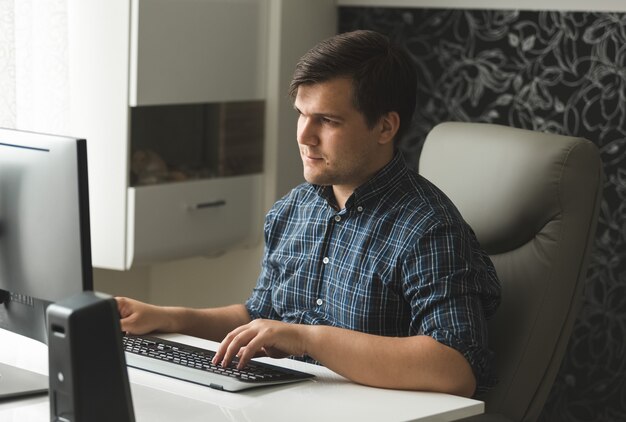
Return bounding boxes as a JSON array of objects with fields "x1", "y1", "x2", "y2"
[{"x1": 339, "y1": 7, "x2": 626, "y2": 421}]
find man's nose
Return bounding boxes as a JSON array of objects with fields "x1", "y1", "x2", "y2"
[{"x1": 297, "y1": 117, "x2": 318, "y2": 146}]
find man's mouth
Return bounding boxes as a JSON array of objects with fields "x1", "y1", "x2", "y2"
[{"x1": 302, "y1": 150, "x2": 323, "y2": 161}]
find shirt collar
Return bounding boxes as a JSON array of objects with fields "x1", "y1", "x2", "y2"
[{"x1": 313, "y1": 152, "x2": 409, "y2": 211}]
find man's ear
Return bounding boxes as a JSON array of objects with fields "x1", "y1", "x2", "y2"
[{"x1": 378, "y1": 111, "x2": 400, "y2": 145}]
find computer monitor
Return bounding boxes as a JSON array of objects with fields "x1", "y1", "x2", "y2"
[{"x1": 0, "y1": 127, "x2": 93, "y2": 398}]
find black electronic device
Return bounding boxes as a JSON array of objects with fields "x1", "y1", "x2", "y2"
[
  {"x1": 0, "y1": 127, "x2": 93, "y2": 399},
  {"x1": 47, "y1": 291, "x2": 135, "y2": 422}
]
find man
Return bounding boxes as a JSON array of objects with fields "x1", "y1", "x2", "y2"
[{"x1": 117, "y1": 30, "x2": 501, "y2": 398}]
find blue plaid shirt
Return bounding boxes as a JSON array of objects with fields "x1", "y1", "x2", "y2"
[{"x1": 246, "y1": 153, "x2": 501, "y2": 393}]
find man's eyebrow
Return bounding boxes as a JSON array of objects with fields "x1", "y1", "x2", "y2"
[{"x1": 293, "y1": 105, "x2": 344, "y2": 120}]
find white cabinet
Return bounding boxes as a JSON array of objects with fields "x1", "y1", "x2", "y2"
[
  {"x1": 127, "y1": 175, "x2": 263, "y2": 265},
  {"x1": 129, "y1": 0, "x2": 268, "y2": 106},
  {"x1": 67, "y1": 0, "x2": 268, "y2": 270}
]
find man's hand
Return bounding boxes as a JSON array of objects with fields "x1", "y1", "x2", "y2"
[
  {"x1": 212, "y1": 319, "x2": 310, "y2": 369},
  {"x1": 116, "y1": 296, "x2": 170, "y2": 335}
]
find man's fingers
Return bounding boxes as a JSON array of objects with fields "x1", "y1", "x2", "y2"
[
  {"x1": 223, "y1": 329, "x2": 259, "y2": 368},
  {"x1": 234, "y1": 335, "x2": 267, "y2": 369},
  {"x1": 213, "y1": 324, "x2": 249, "y2": 366},
  {"x1": 213, "y1": 320, "x2": 296, "y2": 369}
]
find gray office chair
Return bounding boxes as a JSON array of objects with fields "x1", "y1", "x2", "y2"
[{"x1": 419, "y1": 122, "x2": 603, "y2": 422}]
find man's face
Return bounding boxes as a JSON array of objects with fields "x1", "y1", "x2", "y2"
[{"x1": 294, "y1": 78, "x2": 391, "y2": 196}]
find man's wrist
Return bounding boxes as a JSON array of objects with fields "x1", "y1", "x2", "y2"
[
  {"x1": 161, "y1": 306, "x2": 186, "y2": 333},
  {"x1": 301, "y1": 324, "x2": 322, "y2": 359}
]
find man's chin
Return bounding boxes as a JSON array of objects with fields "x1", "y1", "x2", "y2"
[{"x1": 303, "y1": 172, "x2": 332, "y2": 186}]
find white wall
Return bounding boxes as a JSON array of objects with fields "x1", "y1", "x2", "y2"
[
  {"x1": 95, "y1": 0, "x2": 337, "y2": 308},
  {"x1": 95, "y1": 245, "x2": 263, "y2": 308},
  {"x1": 94, "y1": 266, "x2": 151, "y2": 301},
  {"x1": 148, "y1": 246, "x2": 264, "y2": 307}
]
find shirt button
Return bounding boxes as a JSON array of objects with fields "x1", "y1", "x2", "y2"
[
  {"x1": 357, "y1": 206, "x2": 363, "y2": 212},
  {"x1": 322, "y1": 257, "x2": 329, "y2": 264},
  {"x1": 334, "y1": 215, "x2": 341, "y2": 222},
  {"x1": 316, "y1": 298, "x2": 323, "y2": 306}
]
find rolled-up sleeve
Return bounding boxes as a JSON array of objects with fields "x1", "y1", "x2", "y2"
[
  {"x1": 402, "y1": 221, "x2": 501, "y2": 394},
  {"x1": 245, "y1": 212, "x2": 281, "y2": 321}
]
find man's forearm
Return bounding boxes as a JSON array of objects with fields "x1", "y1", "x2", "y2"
[
  {"x1": 304, "y1": 325, "x2": 476, "y2": 397},
  {"x1": 166, "y1": 304, "x2": 252, "y2": 342}
]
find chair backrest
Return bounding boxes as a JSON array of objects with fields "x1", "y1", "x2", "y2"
[{"x1": 419, "y1": 122, "x2": 603, "y2": 422}]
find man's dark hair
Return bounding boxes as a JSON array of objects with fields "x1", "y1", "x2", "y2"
[{"x1": 289, "y1": 30, "x2": 417, "y2": 142}]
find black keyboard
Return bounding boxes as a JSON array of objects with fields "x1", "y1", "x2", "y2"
[{"x1": 122, "y1": 335, "x2": 315, "y2": 392}]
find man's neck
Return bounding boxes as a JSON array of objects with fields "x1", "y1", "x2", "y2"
[
  {"x1": 331, "y1": 152, "x2": 397, "y2": 210},
  {"x1": 331, "y1": 185, "x2": 353, "y2": 210}
]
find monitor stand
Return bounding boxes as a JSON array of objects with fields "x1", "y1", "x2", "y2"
[{"x1": 0, "y1": 362, "x2": 48, "y2": 400}]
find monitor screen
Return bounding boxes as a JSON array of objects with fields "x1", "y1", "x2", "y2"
[{"x1": 0, "y1": 127, "x2": 93, "y2": 398}]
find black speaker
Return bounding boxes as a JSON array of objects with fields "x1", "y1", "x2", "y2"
[{"x1": 47, "y1": 291, "x2": 135, "y2": 422}]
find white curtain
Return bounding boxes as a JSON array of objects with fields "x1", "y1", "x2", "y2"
[{"x1": 0, "y1": 0, "x2": 70, "y2": 133}]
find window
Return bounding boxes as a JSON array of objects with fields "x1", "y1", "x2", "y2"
[{"x1": 0, "y1": 0, "x2": 70, "y2": 133}]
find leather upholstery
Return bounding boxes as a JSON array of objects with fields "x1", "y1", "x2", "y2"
[{"x1": 419, "y1": 122, "x2": 603, "y2": 422}]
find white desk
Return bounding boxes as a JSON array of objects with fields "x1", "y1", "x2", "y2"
[{"x1": 0, "y1": 328, "x2": 483, "y2": 421}]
